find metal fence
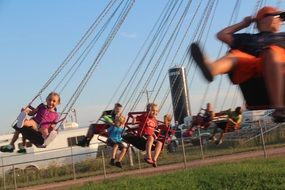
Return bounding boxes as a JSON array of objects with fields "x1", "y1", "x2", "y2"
[{"x1": 0, "y1": 121, "x2": 285, "y2": 190}]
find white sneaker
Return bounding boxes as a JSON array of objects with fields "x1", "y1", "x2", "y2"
[
  {"x1": 43, "y1": 130, "x2": 57, "y2": 146},
  {"x1": 217, "y1": 139, "x2": 223, "y2": 145},
  {"x1": 16, "y1": 111, "x2": 27, "y2": 128}
]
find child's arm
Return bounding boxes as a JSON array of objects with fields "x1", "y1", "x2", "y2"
[
  {"x1": 21, "y1": 106, "x2": 38, "y2": 116},
  {"x1": 49, "y1": 124, "x2": 56, "y2": 130}
]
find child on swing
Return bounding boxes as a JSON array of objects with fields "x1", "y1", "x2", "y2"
[
  {"x1": 136, "y1": 103, "x2": 162, "y2": 167},
  {"x1": 1, "y1": 92, "x2": 60, "y2": 153},
  {"x1": 107, "y1": 115, "x2": 127, "y2": 168}
]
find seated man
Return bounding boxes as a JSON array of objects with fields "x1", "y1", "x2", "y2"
[
  {"x1": 191, "y1": 6, "x2": 285, "y2": 121},
  {"x1": 192, "y1": 102, "x2": 215, "y2": 128},
  {"x1": 209, "y1": 106, "x2": 242, "y2": 144}
]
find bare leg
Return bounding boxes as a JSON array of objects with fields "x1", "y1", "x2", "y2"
[
  {"x1": 39, "y1": 128, "x2": 49, "y2": 139},
  {"x1": 152, "y1": 141, "x2": 162, "y2": 162},
  {"x1": 263, "y1": 49, "x2": 284, "y2": 108},
  {"x1": 77, "y1": 125, "x2": 94, "y2": 147},
  {"x1": 10, "y1": 131, "x2": 20, "y2": 146},
  {"x1": 191, "y1": 43, "x2": 238, "y2": 81},
  {"x1": 146, "y1": 136, "x2": 154, "y2": 159},
  {"x1": 112, "y1": 144, "x2": 118, "y2": 159},
  {"x1": 23, "y1": 119, "x2": 38, "y2": 129},
  {"x1": 22, "y1": 137, "x2": 26, "y2": 147},
  {"x1": 210, "y1": 125, "x2": 218, "y2": 139},
  {"x1": 210, "y1": 55, "x2": 238, "y2": 76},
  {"x1": 218, "y1": 131, "x2": 225, "y2": 144},
  {"x1": 117, "y1": 147, "x2": 127, "y2": 162},
  {"x1": 86, "y1": 125, "x2": 95, "y2": 139}
]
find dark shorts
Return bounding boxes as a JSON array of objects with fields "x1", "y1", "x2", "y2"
[
  {"x1": 216, "y1": 121, "x2": 235, "y2": 132},
  {"x1": 216, "y1": 120, "x2": 227, "y2": 131},
  {"x1": 107, "y1": 139, "x2": 127, "y2": 149}
]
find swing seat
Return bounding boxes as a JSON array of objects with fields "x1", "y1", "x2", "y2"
[
  {"x1": 12, "y1": 125, "x2": 58, "y2": 148},
  {"x1": 91, "y1": 123, "x2": 109, "y2": 135},
  {"x1": 122, "y1": 111, "x2": 175, "y2": 151},
  {"x1": 156, "y1": 124, "x2": 175, "y2": 147},
  {"x1": 92, "y1": 123, "x2": 110, "y2": 144},
  {"x1": 122, "y1": 133, "x2": 155, "y2": 151},
  {"x1": 121, "y1": 111, "x2": 160, "y2": 151},
  {"x1": 238, "y1": 76, "x2": 271, "y2": 110},
  {"x1": 13, "y1": 124, "x2": 44, "y2": 147}
]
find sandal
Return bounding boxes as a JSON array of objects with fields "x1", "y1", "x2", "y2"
[
  {"x1": 152, "y1": 160, "x2": 157, "y2": 168},
  {"x1": 190, "y1": 43, "x2": 213, "y2": 82},
  {"x1": 144, "y1": 157, "x2": 153, "y2": 164}
]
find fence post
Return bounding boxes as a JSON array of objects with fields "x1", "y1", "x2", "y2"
[
  {"x1": 181, "y1": 137, "x2": 187, "y2": 169},
  {"x1": 259, "y1": 120, "x2": 267, "y2": 158},
  {"x1": 198, "y1": 127, "x2": 204, "y2": 160},
  {"x1": 12, "y1": 165, "x2": 17, "y2": 190},
  {"x1": 128, "y1": 145, "x2": 134, "y2": 167},
  {"x1": 137, "y1": 150, "x2": 141, "y2": 170},
  {"x1": 101, "y1": 150, "x2": 107, "y2": 179},
  {"x1": 2, "y1": 158, "x2": 6, "y2": 190},
  {"x1": 71, "y1": 146, "x2": 76, "y2": 180}
]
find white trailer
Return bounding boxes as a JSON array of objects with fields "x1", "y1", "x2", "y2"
[{"x1": 0, "y1": 122, "x2": 101, "y2": 174}]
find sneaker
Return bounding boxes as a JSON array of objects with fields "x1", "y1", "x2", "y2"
[
  {"x1": 109, "y1": 158, "x2": 115, "y2": 166},
  {"x1": 0, "y1": 145, "x2": 15, "y2": 153},
  {"x1": 208, "y1": 136, "x2": 217, "y2": 142},
  {"x1": 17, "y1": 148, "x2": 27, "y2": 154},
  {"x1": 77, "y1": 137, "x2": 90, "y2": 147},
  {"x1": 190, "y1": 43, "x2": 213, "y2": 82},
  {"x1": 115, "y1": 161, "x2": 123, "y2": 168},
  {"x1": 216, "y1": 139, "x2": 223, "y2": 145}
]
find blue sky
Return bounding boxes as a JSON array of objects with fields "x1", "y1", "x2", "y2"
[{"x1": 0, "y1": 0, "x2": 284, "y2": 133}]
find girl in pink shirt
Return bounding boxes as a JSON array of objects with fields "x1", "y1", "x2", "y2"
[{"x1": 19, "y1": 92, "x2": 60, "y2": 138}]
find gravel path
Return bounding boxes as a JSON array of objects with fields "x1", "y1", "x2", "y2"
[{"x1": 20, "y1": 146, "x2": 285, "y2": 190}]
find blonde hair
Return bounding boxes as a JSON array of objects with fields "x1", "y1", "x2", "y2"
[
  {"x1": 46, "y1": 92, "x2": 61, "y2": 104},
  {"x1": 115, "y1": 115, "x2": 126, "y2": 126},
  {"x1": 150, "y1": 103, "x2": 158, "y2": 110},
  {"x1": 164, "y1": 114, "x2": 172, "y2": 122}
]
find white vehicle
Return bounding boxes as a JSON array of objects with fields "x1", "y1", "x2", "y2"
[
  {"x1": 0, "y1": 122, "x2": 101, "y2": 174},
  {"x1": 241, "y1": 109, "x2": 274, "y2": 127}
]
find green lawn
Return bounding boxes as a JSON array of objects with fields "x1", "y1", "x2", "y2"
[{"x1": 71, "y1": 156, "x2": 285, "y2": 190}]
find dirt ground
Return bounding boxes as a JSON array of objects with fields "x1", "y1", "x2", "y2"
[{"x1": 19, "y1": 146, "x2": 285, "y2": 190}]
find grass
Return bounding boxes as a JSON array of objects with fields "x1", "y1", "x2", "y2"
[
  {"x1": 70, "y1": 156, "x2": 285, "y2": 190},
  {"x1": 1, "y1": 127, "x2": 285, "y2": 189}
]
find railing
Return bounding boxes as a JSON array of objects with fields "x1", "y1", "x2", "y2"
[{"x1": 0, "y1": 121, "x2": 284, "y2": 190}]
